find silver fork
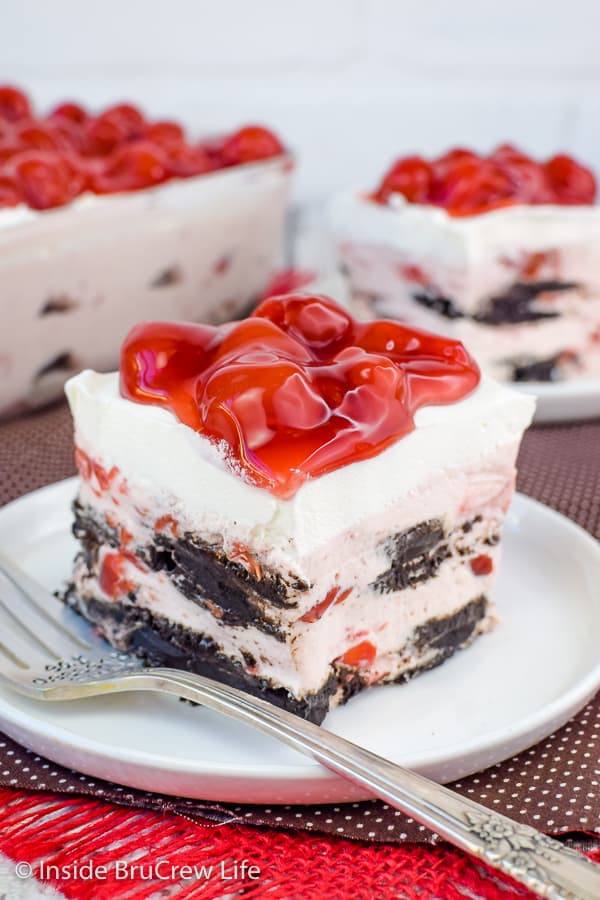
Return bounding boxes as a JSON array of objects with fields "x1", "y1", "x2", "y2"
[{"x1": 0, "y1": 550, "x2": 598, "y2": 900}]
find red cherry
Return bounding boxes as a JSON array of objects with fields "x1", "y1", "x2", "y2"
[
  {"x1": 0, "y1": 175, "x2": 20, "y2": 207},
  {"x1": 500, "y1": 156, "x2": 553, "y2": 204},
  {"x1": 375, "y1": 156, "x2": 433, "y2": 204},
  {"x1": 48, "y1": 102, "x2": 88, "y2": 125},
  {"x1": 216, "y1": 316, "x2": 311, "y2": 365},
  {"x1": 164, "y1": 142, "x2": 213, "y2": 177},
  {"x1": 340, "y1": 641, "x2": 377, "y2": 668},
  {"x1": 490, "y1": 143, "x2": 530, "y2": 164},
  {"x1": 470, "y1": 554, "x2": 493, "y2": 576},
  {"x1": 434, "y1": 148, "x2": 480, "y2": 177},
  {"x1": 333, "y1": 348, "x2": 404, "y2": 424},
  {"x1": 84, "y1": 103, "x2": 146, "y2": 156},
  {"x1": 146, "y1": 121, "x2": 185, "y2": 150},
  {"x1": 256, "y1": 293, "x2": 352, "y2": 351},
  {"x1": 99, "y1": 552, "x2": 136, "y2": 599},
  {"x1": 0, "y1": 86, "x2": 31, "y2": 123},
  {"x1": 208, "y1": 357, "x2": 328, "y2": 444},
  {"x1": 488, "y1": 145, "x2": 553, "y2": 204},
  {"x1": 197, "y1": 135, "x2": 228, "y2": 165},
  {"x1": 61, "y1": 152, "x2": 92, "y2": 198},
  {"x1": 0, "y1": 140, "x2": 22, "y2": 164},
  {"x1": 218, "y1": 125, "x2": 284, "y2": 166},
  {"x1": 436, "y1": 160, "x2": 515, "y2": 214},
  {"x1": 47, "y1": 105, "x2": 88, "y2": 153},
  {"x1": 430, "y1": 159, "x2": 480, "y2": 204},
  {"x1": 13, "y1": 120, "x2": 71, "y2": 152},
  {"x1": 7, "y1": 151, "x2": 70, "y2": 210},
  {"x1": 270, "y1": 370, "x2": 330, "y2": 431},
  {"x1": 49, "y1": 118, "x2": 86, "y2": 153},
  {"x1": 92, "y1": 141, "x2": 168, "y2": 193},
  {"x1": 545, "y1": 154, "x2": 596, "y2": 204}
]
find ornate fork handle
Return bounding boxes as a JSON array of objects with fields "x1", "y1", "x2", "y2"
[{"x1": 36, "y1": 664, "x2": 600, "y2": 900}]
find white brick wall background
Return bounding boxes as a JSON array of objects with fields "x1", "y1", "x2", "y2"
[{"x1": 4, "y1": 0, "x2": 599, "y2": 264}]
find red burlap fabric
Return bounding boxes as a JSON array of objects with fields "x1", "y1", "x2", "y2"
[
  {"x1": 4, "y1": 787, "x2": 598, "y2": 900},
  {"x1": 0, "y1": 403, "x2": 598, "y2": 899}
]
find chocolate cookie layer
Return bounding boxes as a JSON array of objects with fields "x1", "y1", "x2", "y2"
[
  {"x1": 72, "y1": 503, "x2": 305, "y2": 639},
  {"x1": 74, "y1": 504, "x2": 484, "y2": 637},
  {"x1": 510, "y1": 353, "x2": 566, "y2": 382},
  {"x1": 412, "y1": 279, "x2": 577, "y2": 325},
  {"x1": 62, "y1": 588, "x2": 489, "y2": 724},
  {"x1": 474, "y1": 281, "x2": 575, "y2": 325},
  {"x1": 413, "y1": 291, "x2": 464, "y2": 320},
  {"x1": 372, "y1": 519, "x2": 450, "y2": 593}
]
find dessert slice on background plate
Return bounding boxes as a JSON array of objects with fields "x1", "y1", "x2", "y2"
[
  {"x1": 330, "y1": 146, "x2": 600, "y2": 398},
  {"x1": 63, "y1": 293, "x2": 534, "y2": 724},
  {"x1": 0, "y1": 85, "x2": 291, "y2": 419}
]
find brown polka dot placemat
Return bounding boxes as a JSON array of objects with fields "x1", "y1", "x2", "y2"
[
  {"x1": 0, "y1": 402, "x2": 598, "y2": 844},
  {"x1": 0, "y1": 401, "x2": 75, "y2": 504},
  {"x1": 0, "y1": 696, "x2": 596, "y2": 844}
]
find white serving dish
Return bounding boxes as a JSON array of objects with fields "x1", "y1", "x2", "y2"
[{"x1": 0, "y1": 156, "x2": 291, "y2": 418}]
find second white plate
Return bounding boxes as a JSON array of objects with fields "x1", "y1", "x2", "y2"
[
  {"x1": 511, "y1": 379, "x2": 600, "y2": 423},
  {"x1": 0, "y1": 478, "x2": 598, "y2": 804}
]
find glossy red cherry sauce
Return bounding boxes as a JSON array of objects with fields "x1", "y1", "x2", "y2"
[
  {"x1": 0, "y1": 85, "x2": 285, "y2": 210},
  {"x1": 120, "y1": 294, "x2": 480, "y2": 499},
  {"x1": 373, "y1": 145, "x2": 596, "y2": 216}
]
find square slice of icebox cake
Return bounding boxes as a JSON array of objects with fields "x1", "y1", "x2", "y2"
[
  {"x1": 331, "y1": 145, "x2": 600, "y2": 383},
  {"x1": 64, "y1": 293, "x2": 534, "y2": 723}
]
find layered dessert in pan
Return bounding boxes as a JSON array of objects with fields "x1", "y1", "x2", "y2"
[
  {"x1": 0, "y1": 86, "x2": 290, "y2": 417},
  {"x1": 331, "y1": 145, "x2": 600, "y2": 383},
  {"x1": 64, "y1": 294, "x2": 534, "y2": 723}
]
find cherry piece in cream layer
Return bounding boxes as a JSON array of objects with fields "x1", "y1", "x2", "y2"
[{"x1": 120, "y1": 293, "x2": 481, "y2": 498}]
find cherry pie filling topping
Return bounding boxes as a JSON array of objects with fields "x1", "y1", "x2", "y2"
[
  {"x1": 120, "y1": 294, "x2": 480, "y2": 498},
  {"x1": 373, "y1": 145, "x2": 596, "y2": 216},
  {"x1": 0, "y1": 85, "x2": 285, "y2": 210}
]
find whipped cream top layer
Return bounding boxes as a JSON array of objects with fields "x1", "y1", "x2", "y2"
[
  {"x1": 66, "y1": 365, "x2": 534, "y2": 562},
  {"x1": 331, "y1": 191, "x2": 600, "y2": 262}
]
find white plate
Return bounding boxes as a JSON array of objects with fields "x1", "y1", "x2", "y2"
[
  {"x1": 0, "y1": 478, "x2": 598, "y2": 805},
  {"x1": 511, "y1": 379, "x2": 600, "y2": 424}
]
